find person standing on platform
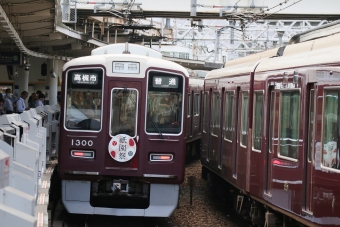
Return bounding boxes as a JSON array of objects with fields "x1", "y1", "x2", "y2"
[
  {"x1": 28, "y1": 93, "x2": 37, "y2": 108},
  {"x1": 3, "y1": 88, "x2": 16, "y2": 114},
  {"x1": 16, "y1": 91, "x2": 30, "y2": 114},
  {"x1": 36, "y1": 93, "x2": 45, "y2": 107}
]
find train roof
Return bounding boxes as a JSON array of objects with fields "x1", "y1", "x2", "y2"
[
  {"x1": 207, "y1": 33, "x2": 340, "y2": 80},
  {"x1": 63, "y1": 53, "x2": 189, "y2": 77},
  {"x1": 91, "y1": 43, "x2": 162, "y2": 59}
]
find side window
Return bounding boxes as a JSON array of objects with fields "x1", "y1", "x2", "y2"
[
  {"x1": 193, "y1": 93, "x2": 200, "y2": 116},
  {"x1": 323, "y1": 90, "x2": 339, "y2": 169},
  {"x1": 253, "y1": 91, "x2": 264, "y2": 151},
  {"x1": 279, "y1": 90, "x2": 300, "y2": 159},
  {"x1": 187, "y1": 93, "x2": 191, "y2": 117},
  {"x1": 241, "y1": 91, "x2": 249, "y2": 146},
  {"x1": 203, "y1": 91, "x2": 210, "y2": 132},
  {"x1": 212, "y1": 92, "x2": 220, "y2": 136},
  {"x1": 224, "y1": 91, "x2": 234, "y2": 141}
]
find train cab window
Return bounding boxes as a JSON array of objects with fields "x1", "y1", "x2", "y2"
[
  {"x1": 187, "y1": 93, "x2": 191, "y2": 117},
  {"x1": 279, "y1": 90, "x2": 300, "y2": 159},
  {"x1": 110, "y1": 88, "x2": 137, "y2": 137},
  {"x1": 224, "y1": 91, "x2": 234, "y2": 141},
  {"x1": 193, "y1": 93, "x2": 200, "y2": 116},
  {"x1": 146, "y1": 71, "x2": 184, "y2": 134},
  {"x1": 253, "y1": 91, "x2": 264, "y2": 151},
  {"x1": 241, "y1": 91, "x2": 249, "y2": 146},
  {"x1": 212, "y1": 92, "x2": 220, "y2": 136},
  {"x1": 322, "y1": 90, "x2": 340, "y2": 169},
  {"x1": 203, "y1": 91, "x2": 210, "y2": 133},
  {"x1": 64, "y1": 68, "x2": 103, "y2": 131}
]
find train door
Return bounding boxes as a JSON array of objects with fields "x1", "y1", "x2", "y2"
[
  {"x1": 264, "y1": 86, "x2": 275, "y2": 195},
  {"x1": 105, "y1": 80, "x2": 142, "y2": 169},
  {"x1": 201, "y1": 90, "x2": 211, "y2": 161},
  {"x1": 235, "y1": 89, "x2": 249, "y2": 189},
  {"x1": 302, "y1": 84, "x2": 315, "y2": 214},
  {"x1": 208, "y1": 90, "x2": 221, "y2": 168},
  {"x1": 313, "y1": 85, "x2": 340, "y2": 219},
  {"x1": 268, "y1": 83, "x2": 303, "y2": 211},
  {"x1": 221, "y1": 90, "x2": 235, "y2": 177}
]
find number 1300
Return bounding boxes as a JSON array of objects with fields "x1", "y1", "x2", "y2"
[{"x1": 71, "y1": 139, "x2": 93, "y2": 147}]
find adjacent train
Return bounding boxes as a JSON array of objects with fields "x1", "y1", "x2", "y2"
[
  {"x1": 201, "y1": 34, "x2": 340, "y2": 226},
  {"x1": 57, "y1": 43, "x2": 189, "y2": 217}
]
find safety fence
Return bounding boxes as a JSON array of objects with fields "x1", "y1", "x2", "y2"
[{"x1": 0, "y1": 105, "x2": 59, "y2": 227}]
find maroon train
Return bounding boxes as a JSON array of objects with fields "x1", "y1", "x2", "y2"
[
  {"x1": 57, "y1": 43, "x2": 190, "y2": 217},
  {"x1": 201, "y1": 34, "x2": 340, "y2": 226}
]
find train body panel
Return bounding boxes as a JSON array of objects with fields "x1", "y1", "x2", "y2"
[
  {"x1": 201, "y1": 33, "x2": 340, "y2": 226},
  {"x1": 58, "y1": 44, "x2": 189, "y2": 217}
]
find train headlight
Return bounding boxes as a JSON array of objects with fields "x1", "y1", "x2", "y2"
[
  {"x1": 71, "y1": 150, "x2": 95, "y2": 159},
  {"x1": 150, "y1": 153, "x2": 173, "y2": 162}
]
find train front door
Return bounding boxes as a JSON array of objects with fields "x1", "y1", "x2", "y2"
[{"x1": 105, "y1": 81, "x2": 142, "y2": 169}]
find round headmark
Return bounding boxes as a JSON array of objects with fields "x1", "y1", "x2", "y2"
[{"x1": 108, "y1": 134, "x2": 136, "y2": 162}]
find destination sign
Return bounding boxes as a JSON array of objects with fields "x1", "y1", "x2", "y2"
[
  {"x1": 153, "y1": 76, "x2": 178, "y2": 88},
  {"x1": 72, "y1": 72, "x2": 98, "y2": 85}
]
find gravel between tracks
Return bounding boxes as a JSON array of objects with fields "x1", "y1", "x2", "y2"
[{"x1": 169, "y1": 159, "x2": 249, "y2": 227}]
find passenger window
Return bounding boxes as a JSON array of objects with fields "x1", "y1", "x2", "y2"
[
  {"x1": 224, "y1": 91, "x2": 234, "y2": 141},
  {"x1": 241, "y1": 91, "x2": 249, "y2": 146},
  {"x1": 323, "y1": 90, "x2": 339, "y2": 169},
  {"x1": 253, "y1": 91, "x2": 264, "y2": 151},
  {"x1": 203, "y1": 92, "x2": 210, "y2": 133},
  {"x1": 212, "y1": 92, "x2": 220, "y2": 136},
  {"x1": 193, "y1": 93, "x2": 200, "y2": 116},
  {"x1": 279, "y1": 90, "x2": 300, "y2": 159}
]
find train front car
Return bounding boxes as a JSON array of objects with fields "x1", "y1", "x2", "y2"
[{"x1": 58, "y1": 44, "x2": 188, "y2": 217}]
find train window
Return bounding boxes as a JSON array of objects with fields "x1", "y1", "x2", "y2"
[
  {"x1": 322, "y1": 90, "x2": 339, "y2": 169},
  {"x1": 279, "y1": 90, "x2": 300, "y2": 159},
  {"x1": 193, "y1": 93, "x2": 200, "y2": 116},
  {"x1": 224, "y1": 91, "x2": 234, "y2": 141},
  {"x1": 146, "y1": 71, "x2": 184, "y2": 134},
  {"x1": 241, "y1": 91, "x2": 249, "y2": 146},
  {"x1": 203, "y1": 92, "x2": 210, "y2": 133},
  {"x1": 64, "y1": 68, "x2": 103, "y2": 131},
  {"x1": 110, "y1": 88, "x2": 138, "y2": 137},
  {"x1": 253, "y1": 91, "x2": 264, "y2": 151},
  {"x1": 187, "y1": 93, "x2": 191, "y2": 117},
  {"x1": 212, "y1": 92, "x2": 220, "y2": 136}
]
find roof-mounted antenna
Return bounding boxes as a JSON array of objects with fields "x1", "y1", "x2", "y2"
[{"x1": 123, "y1": 42, "x2": 130, "y2": 54}]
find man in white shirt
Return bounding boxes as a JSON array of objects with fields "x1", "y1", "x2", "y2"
[{"x1": 16, "y1": 91, "x2": 30, "y2": 114}]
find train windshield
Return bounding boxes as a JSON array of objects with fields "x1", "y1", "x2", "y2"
[
  {"x1": 146, "y1": 71, "x2": 184, "y2": 134},
  {"x1": 110, "y1": 88, "x2": 138, "y2": 137},
  {"x1": 64, "y1": 69, "x2": 103, "y2": 131}
]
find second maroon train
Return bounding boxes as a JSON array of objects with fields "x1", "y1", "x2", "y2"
[{"x1": 188, "y1": 33, "x2": 340, "y2": 227}]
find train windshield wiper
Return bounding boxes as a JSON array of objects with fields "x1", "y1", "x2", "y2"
[{"x1": 149, "y1": 120, "x2": 164, "y2": 139}]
